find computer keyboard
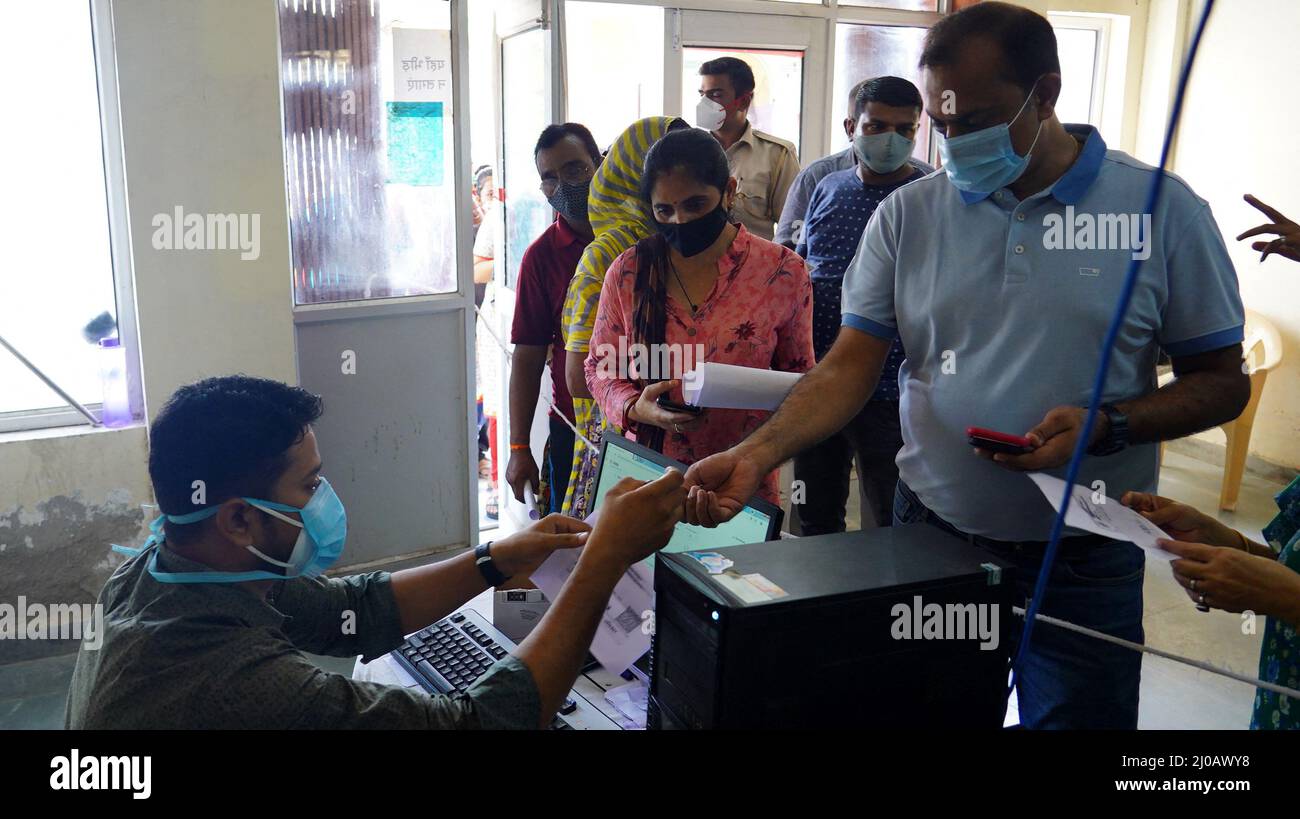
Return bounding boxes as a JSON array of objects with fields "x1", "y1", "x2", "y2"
[
  {"x1": 391, "y1": 609, "x2": 512, "y2": 695},
  {"x1": 390, "y1": 608, "x2": 581, "y2": 730}
]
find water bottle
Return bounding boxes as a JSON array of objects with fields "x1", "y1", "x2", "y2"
[{"x1": 98, "y1": 338, "x2": 131, "y2": 428}]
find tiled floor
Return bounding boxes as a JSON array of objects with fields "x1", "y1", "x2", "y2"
[
  {"x1": 1, "y1": 450, "x2": 1289, "y2": 730},
  {"x1": 1000, "y1": 451, "x2": 1281, "y2": 729},
  {"x1": 807, "y1": 451, "x2": 1285, "y2": 729},
  {"x1": 1134, "y1": 451, "x2": 1282, "y2": 729},
  {"x1": 478, "y1": 474, "x2": 501, "y2": 536},
  {"x1": 0, "y1": 650, "x2": 364, "y2": 730},
  {"x1": 0, "y1": 678, "x2": 72, "y2": 730}
]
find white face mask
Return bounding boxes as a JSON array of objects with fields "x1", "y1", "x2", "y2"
[{"x1": 695, "y1": 96, "x2": 727, "y2": 132}]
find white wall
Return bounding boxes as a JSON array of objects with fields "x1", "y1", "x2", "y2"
[
  {"x1": 1134, "y1": 0, "x2": 1188, "y2": 164},
  {"x1": 1007, "y1": 0, "x2": 1298, "y2": 472},
  {"x1": 1169, "y1": 0, "x2": 1300, "y2": 468},
  {"x1": 1010, "y1": 0, "x2": 1151, "y2": 156},
  {"x1": 0, "y1": 424, "x2": 152, "y2": 664},
  {"x1": 0, "y1": 0, "x2": 298, "y2": 661},
  {"x1": 114, "y1": 0, "x2": 297, "y2": 412}
]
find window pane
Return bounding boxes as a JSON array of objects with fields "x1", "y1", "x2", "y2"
[
  {"x1": 833, "y1": 23, "x2": 931, "y2": 163},
  {"x1": 565, "y1": 2, "x2": 664, "y2": 151},
  {"x1": 684, "y1": 46, "x2": 803, "y2": 155},
  {"x1": 841, "y1": 0, "x2": 940, "y2": 9},
  {"x1": 279, "y1": 0, "x2": 458, "y2": 305},
  {"x1": 1052, "y1": 27, "x2": 1099, "y2": 126},
  {"x1": 0, "y1": 3, "x2": 117, "y2": 414},
  {"x1": 501, "y1": 28, "x2": 551, "y2": 289}
]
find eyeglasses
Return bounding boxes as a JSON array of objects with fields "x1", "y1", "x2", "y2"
[{"x1": 539, "y1": 160, "x2": 594, "y2": 193}]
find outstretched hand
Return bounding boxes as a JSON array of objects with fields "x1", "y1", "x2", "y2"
[
  {"x1": 682, "y1": 448, "x2": 764, "y2": 527},
  {"x1": 1237, "y1": 194, "x2": 1300, "y2": 263}
]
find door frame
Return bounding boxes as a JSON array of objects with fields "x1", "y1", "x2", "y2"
[
  {"x1": 559, "y1": 0, "x2": 945, "y2": 162},
  {"x1": 667, "y1": 8, "x2": 829, "y2": 164},
  {"x1": 491, "y1": 0, "x2": 567, "y2": 531},
  {"x1": 484, "y1": 0, "x2": 950, "y2": 535},
  {"x1": 287, "y1": 0, "x2": 482, "y2": 568}
]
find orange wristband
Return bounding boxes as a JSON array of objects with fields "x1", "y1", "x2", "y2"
[{"x1": 509, "y1": 443, "x2": 530, "y2": 451}]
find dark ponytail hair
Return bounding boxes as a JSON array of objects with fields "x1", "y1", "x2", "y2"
[
  {"x1": 630, "y1": 128, "x2": 731, "y2": 452},
  {"x1": 637, "y1": 127, "x2": 731, "y2": 205}
]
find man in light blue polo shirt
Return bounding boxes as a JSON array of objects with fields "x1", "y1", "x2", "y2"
[{"x1": 682, "y1": 2, "x2": 1249, "y2": 729}]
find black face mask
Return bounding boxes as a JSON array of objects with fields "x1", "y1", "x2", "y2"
[
  {"x1": 655, "y1": 204, "x2": 730, "y2": 257},
  {"x1": 546, "y1": 178, "x2": 591, "y2": 224}
]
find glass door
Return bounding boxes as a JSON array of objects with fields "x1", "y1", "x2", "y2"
[
  {"x1": 563, "y1": 1, "x2": 665, "y2": 149},
  {"x1": 666, "y1": 10, "x2": 828, "y2": 165},
  {"x1": 484, "y1": 1, "x2": 563, "y2": 533},
  {"x1": 279, "y1": 0, "x2": 480, "y2": 567},
  {"x1": 832, "y1": 21, "x2": 934, "y2": 165},
  {"x1": 500, "y1": 26, "x2": 554, "y2": 290}
]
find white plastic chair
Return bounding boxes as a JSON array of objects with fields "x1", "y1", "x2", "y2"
[{"x1": 1158, "y1": 309, "x2": 1284, "y2": 510}]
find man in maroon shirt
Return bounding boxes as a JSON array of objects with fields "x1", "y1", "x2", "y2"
[{"x1": 507, "y1": 123, "x2": 602, "y2": 513}]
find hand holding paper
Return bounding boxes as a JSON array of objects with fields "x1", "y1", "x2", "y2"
[
  {"x1": 522, "y1": 484, "x2": 542, "y2": 521},
  {"x1": 682, "y1": 362, "x2": 802, "y2": 411},
  {"x1": 530, "y1": 511, "x2": 655, "y2": 675},
  {"x1": 527, "y1": 468, "x2": 685, "y2": 674},
  {"x1": 1027, "y1": 473, "x2": 1175, "y2": 562},
  {"x1": 1118, "y1": 490, "x2": 1247, "y2": 552}
]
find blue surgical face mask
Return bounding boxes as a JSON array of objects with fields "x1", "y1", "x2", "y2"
[
  {"x1": 853, "y1": 130, "x2": 915, "y2": 175},
  {"x1": 938, "y1": 81, "x2": 1045, "y2": 194},
  {"x1": 112, "y1": 477, "x2": 348, "y2": 584}
]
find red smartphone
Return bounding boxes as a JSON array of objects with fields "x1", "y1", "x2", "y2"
[
  {"x1": 656, "y1": 393, "x2": 703, "y2": 416},
  {"x1": 967, "y1": 426, "x2": 1035, "y2": 455}
]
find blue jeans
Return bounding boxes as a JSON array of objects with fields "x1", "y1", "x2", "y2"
[
  {"x1": 791, "y1": 399, "x2": 902, "y2": 534},
  {"x1": 546, "y1": 415, "x2": 575, "y2": 515},
  {"x1": 893, "y1": 480, "x2": 1145, "y2": 729}
]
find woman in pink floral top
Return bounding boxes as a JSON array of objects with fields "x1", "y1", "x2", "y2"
[{"x1": 584, "y1": 128, "x2": 813, "y2": 504}]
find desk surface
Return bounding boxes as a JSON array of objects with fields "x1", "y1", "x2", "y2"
[{"x1": 351, "y1": 589, "x2": 641, "y2": 730}]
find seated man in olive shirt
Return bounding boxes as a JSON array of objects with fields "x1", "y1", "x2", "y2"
[{"x1": 65, "y1": 375, "x2": 684, "y2": 729}]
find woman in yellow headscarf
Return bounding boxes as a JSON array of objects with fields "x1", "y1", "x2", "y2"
[{"x1": 560, "y1": 116, "x2": 686, "y2": 517}]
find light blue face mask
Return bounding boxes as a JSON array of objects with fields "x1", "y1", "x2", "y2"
[
  {"x1": 853, "y1": 131, "x2": 915, "y2": 175},
  {"x1": 112, "y1": 477, "x2": 348, "y2": 584},
  {"x1": 938, "y1": 80, "x2": 1045, "y2": 195}
]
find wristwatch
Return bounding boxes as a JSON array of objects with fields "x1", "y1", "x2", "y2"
[
  {"x1": 1087, "y1": 403, "x2": 1129, "y2": 457},
  {"x1": 474, "y1": 541, "x2": 510, "y2": 587}
]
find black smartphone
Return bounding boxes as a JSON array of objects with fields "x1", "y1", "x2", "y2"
[{"x1": 656, "y1": 393, "x2": 703, "y2": 416}]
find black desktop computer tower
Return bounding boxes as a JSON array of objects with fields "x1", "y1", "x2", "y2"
[{"x1": 648, "y1": 524, "x2": 1017, "y2": 729}]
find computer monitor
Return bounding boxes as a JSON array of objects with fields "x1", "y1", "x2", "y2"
[{"x1": 591, "y1": 435, "x2": 783, "y2": 554}]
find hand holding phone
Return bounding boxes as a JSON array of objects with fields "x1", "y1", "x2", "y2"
[
  {"x1": 656, "y1": 392, "x2": 703, "y2": 416},
  {"x1": 967, "y1": 426, "x2": 1035, "y2": 456},
  {"x1": 635, "y1": 381, "x2": 705, "y2": 432}
]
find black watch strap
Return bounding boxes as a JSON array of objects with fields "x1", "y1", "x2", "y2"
[
  {"x1": 475, "y1": 541, "x2": 509, "y2": 587},
  {"x1": 1088, "y1": 403, "x2": 1129, "y2": 456}
]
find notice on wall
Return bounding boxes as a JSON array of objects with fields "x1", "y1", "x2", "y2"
[
  {"x1": 392, "y1": 27, "x2": 452, "y2": 105},
  {"x1": 386, "y1": 101, "x2": 444, "y2": 186}
]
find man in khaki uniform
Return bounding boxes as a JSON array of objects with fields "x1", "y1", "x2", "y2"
[{"x1": 696, "y1": 56, "x2": 801, "y2": 241}]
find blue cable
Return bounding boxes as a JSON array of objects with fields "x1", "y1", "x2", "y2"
[{"x1": 1009, "y1": 0, "x2": 1219, "y2": 694}]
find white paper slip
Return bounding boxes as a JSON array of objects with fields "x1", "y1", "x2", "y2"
[
  {"x1": 681, "y1": 362, "x2": 802, "y2": 411},
  {"x1": 1027, "y1": 473, "x2": 1175, "y2": 562},
  {"x1": 711, "y1": 571, "x2": 789, "y2": 604},
  {"x1": 529, "y1": 511, "x2": 654, "y2": 675}
]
